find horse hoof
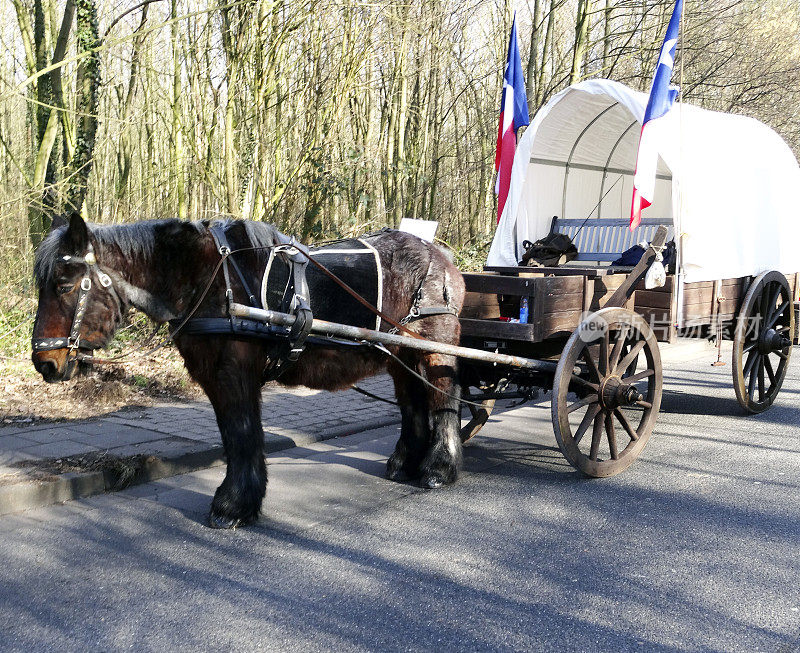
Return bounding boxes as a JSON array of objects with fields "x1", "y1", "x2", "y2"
[
  {"x1": 386, "y1": 466, "x2": 412, "y2": 482},
  {"x1": 207, "y1": 512, "x2": 243, "y2": 530},
  {"x1": 421, "y1": 473, "x2": 447, "y2": 489}
]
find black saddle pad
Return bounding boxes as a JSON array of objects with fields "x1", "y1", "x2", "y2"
[{"x1": 261, "y1": 239, "x2": 382, "y2": 330}]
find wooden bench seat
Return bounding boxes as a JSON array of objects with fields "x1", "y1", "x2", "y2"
[{"x1": 552, "y1": 217, "x2": 673, "y2": 263}]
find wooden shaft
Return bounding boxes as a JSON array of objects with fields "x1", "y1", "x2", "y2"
[{"x1": 229, "y1": 303, "x2": 560, "y2": 373}]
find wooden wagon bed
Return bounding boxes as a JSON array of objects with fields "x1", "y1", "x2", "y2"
[{"x1": 461, "y1": 267, "x2": 799, "y2": 346}]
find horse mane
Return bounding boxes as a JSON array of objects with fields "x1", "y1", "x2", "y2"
[{"x1": 34, "y1": 218, "x2": 284, "y2": 285}]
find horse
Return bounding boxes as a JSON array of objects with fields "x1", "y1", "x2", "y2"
[{"x1": 31, "y1": 212, "x2": 465, "y2": 529}]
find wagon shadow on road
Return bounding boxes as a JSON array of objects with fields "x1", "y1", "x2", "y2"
[
  {"x1": 658, "y1": 388, "x2": 743, "y2": 416},
  {"x1": 659, "y1": 386, "x2": 800, "y2": 424}
]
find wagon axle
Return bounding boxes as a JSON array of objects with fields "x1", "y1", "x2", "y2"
[
  {"x1": 760, "y1": 328, "x2": 792, "y2": 355},
  {"x1": 599, "y1": 376, "x2": 643, "y2": 409}
]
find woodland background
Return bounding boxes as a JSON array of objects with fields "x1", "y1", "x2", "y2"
[{"x1": 1, "y1": 0, "x2": 800, "y2": 364}]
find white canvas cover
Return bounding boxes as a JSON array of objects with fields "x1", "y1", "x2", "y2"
[{"x1": 487, "y1": 79, "x2": 800, "y2": 284}]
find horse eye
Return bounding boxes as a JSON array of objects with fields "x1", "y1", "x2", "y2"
[{"x1": 56, "y1": 283, "x2": 74, "y2": 296}]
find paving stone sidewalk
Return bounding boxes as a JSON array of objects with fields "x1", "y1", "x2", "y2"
[
  {"x1": 0, "y1": 375, "x2": 399, "y2": 515},
  {"x1": 0, "y1": 338, "x2": 717, "y2": 516}
]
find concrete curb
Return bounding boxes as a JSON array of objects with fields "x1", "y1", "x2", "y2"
[{"x1": 0, "y1": 414, "x2": 401, "y2": 517}]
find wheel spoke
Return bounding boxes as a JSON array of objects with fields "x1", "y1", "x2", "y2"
[
  {"x1": 759, "y1": 285, "x2": 770, "y2": 322},
  {"x1": 615, "y1": 340, "x2": 645, "y2": 376},
  {"x1": 568, "y1": 394, "x2": 599, "y2": 414},
  {"x1": 570, "y1": 374, "x2": 599, "y2": 392},
  {"x1": 748, "y1": 356, "x2": 759, "y2": 400},
  {"x1": 605, "y1": 412, "x2": 618, "y2": 460},
  {"x1": 626, "y1": 369, "x2": 654, "y2": 383},
  {"x1": 589, "y1": 411, "x2": 604, "y2": 461},
  {"x1": 609, "y1": 326, "x2": 629, "y2": 373},
  {"x1": 767, "y1": 300, "x2": 789, "y2": 329},
  {"x1": 767, "y1": 283, "x2": 781, "y2": 317},
  {"x1": 581, "y1": 347, "x2": 602, "y2": 383},
  {"x1": 743, "y1": 341, "x2": 758, "y2": 354},
  {"x1": 743, "y1": 350, "x2": 758, "y2": 378},
  {"x1": 614, "y1": 408, "x2": 639, "y2": 441},
  {"x1": 774, "y1": 350, "x2": 788, "y2": 361},
  {"x1": 764, "y1": 355, "x2": 776, "y2": 385},
  {"x1": 758, "y1": 358, "x2": 766, "y2": 402},
  {"x1": 636, "y1": 399, "x2": 653, "y2": 409},
  {"x1": 574, "y1": 404, "x2": 602, "y2": 445},
  {"x1": 599, "y1": 328, "x2": 610, "y2": 376}
]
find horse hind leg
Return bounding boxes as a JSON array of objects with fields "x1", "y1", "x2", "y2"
[
  {"x1": 386, "y1": 365, "x2": 430, "y2": 482},
  {"x1": 418, "y1": 352, "x2": 462, "y2": 489}
]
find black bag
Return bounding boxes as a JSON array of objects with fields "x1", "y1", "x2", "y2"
[
  {"x1": 519, "y1": 232, "x2": 578, "y2": 267},
  {"x1": 611, "y1": 239, "x2": 677, "y2": 272}
]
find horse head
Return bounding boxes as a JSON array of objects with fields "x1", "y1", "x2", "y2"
[{"x1": 32, "y1": 212, "x2": 125, "y2": 382}]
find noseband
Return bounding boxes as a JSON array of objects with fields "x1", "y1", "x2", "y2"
[{"x1": 32, "y1": 244, "x2": 118, "y2": 358}]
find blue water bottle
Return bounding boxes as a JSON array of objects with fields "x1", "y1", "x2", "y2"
[{"x1": 519, "y1": 296, "x2": 529, "y2": 323}]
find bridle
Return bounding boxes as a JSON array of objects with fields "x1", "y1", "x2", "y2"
[{"x1": 32, "y1": 243, "x2": 120, "y2": 361}]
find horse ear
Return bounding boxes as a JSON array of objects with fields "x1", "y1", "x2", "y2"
[
  {"x1": 65, "y1": 212, "x2": 89, "y2": 253},
  {"x1": 49, "y1": 213, "x2": 67, "y2": 230}
]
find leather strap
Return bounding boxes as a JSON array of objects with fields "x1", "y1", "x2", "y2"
[{"x1": 209, "y1": 223, "x2": 259, "y2": 307}]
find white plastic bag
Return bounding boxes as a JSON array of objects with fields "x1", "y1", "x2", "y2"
[{"x1": 645, "y1": 248, "x2": 666, "y2": 289}]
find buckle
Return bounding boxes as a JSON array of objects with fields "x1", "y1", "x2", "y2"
[
  {"x1": 80, "y1": 277, "x2": 92, "y2": 291},
  {"x1": 274, "y1": 244, "x2": 299, "y2": 256}
]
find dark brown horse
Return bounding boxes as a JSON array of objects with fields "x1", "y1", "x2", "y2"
[{"x1": 31, "y1": 213, "x2": 465, "y2": 528}]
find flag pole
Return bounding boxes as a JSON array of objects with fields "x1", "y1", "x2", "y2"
[{"x1": 675, "y1": 0, "x2": 686, "y2": 334}]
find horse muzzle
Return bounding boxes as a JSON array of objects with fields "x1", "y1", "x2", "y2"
[{"x1": 32, "y1": 348, "x2": 86, "y2": 383}]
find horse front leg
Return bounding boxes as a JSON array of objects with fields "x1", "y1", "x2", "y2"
[
  {"x1": 177, "y1": 338, "x2": 268, "y2": 529},
  {"x1": 418, "y1": 353, "x2": 462, "y2": 489}
]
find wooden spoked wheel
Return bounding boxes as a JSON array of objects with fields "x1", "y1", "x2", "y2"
[
  {"x1": 733, "y1": 271, "x2": 794, "y2": 413},
  {"x1": 460, "y1": 386, "x2": 497, "y2": 443},
  {"x1": 552, "y1": 308, "x2": 663, "y2": 478}
]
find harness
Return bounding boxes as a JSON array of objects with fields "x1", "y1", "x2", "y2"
[
  {"x1": 178, "y1": 223, "x2": 316, "y2": 381},
  {"x1": 32, "y1": 244, "x2": 119, "y2": 359},
  {"x1": 389, "y1": 260, "x2": 457, "y2": 334}
]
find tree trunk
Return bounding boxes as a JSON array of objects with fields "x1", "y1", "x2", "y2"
[
  {"x1": 571, "y1": 0, "x2": 591, "y2": 85},
  {"x1": 64, "y1": 0, "x2": 101, "y2": 216},
  {"x1": 171, "y1": 0, "x2": 186, "y2": 219}
]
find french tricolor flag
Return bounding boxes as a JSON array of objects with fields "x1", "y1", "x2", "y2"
[
  {"x1": 495, "y1": 15, "x2": 529, "y2": 224},
  {"x1": 631, "y1": 0, "x2": 683, "y2": 230}
]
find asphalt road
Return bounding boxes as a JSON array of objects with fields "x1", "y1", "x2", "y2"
[{"x1": 1, "y1": 347, "x2": 799, "y2": 652}]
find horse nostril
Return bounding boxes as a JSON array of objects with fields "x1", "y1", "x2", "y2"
[{"x1": 36, "y1": 360, "x2": 58, "y2": 380}]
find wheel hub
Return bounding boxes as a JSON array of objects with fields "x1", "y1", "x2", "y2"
[
  {"x1": 759, "y1": 328, "x2": 791, "y2": 355},
  {"x1": 599, "y1": 375, "x2": 642, "y2": 409}
]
